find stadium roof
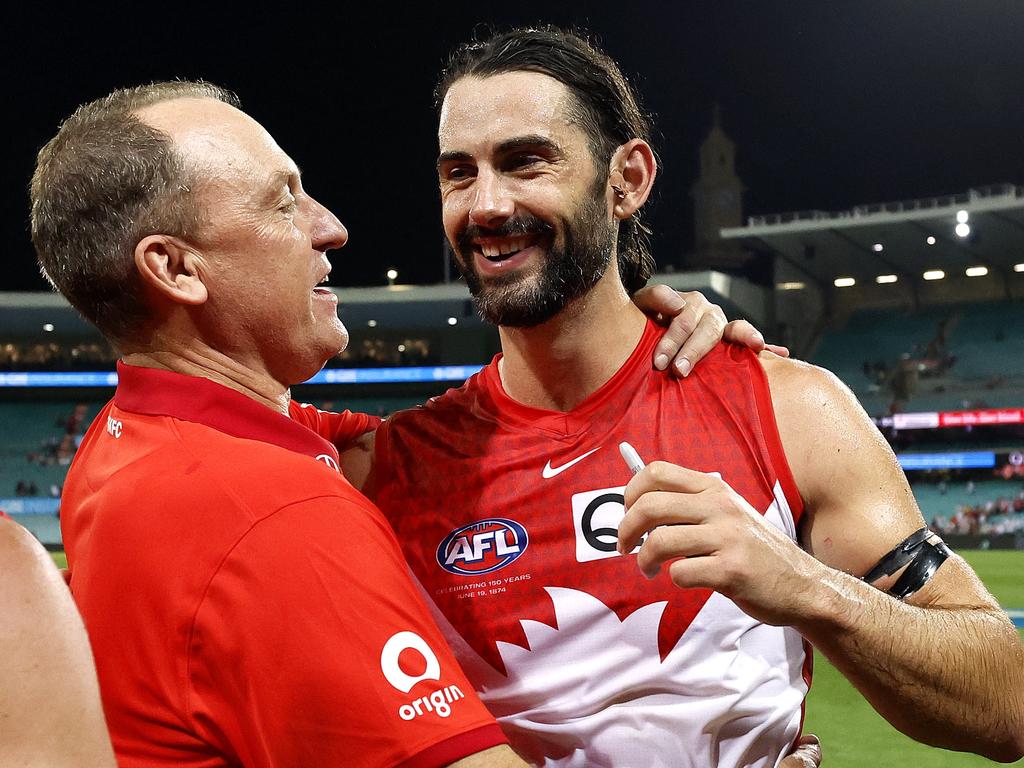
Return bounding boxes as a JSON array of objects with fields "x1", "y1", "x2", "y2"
[{"x1": 721, "y1": 184, "x2": 1024, "y2": 288}]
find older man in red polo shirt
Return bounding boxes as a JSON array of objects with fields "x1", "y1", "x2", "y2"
[{"x1": 31, "y1": 82, "x2": 522, "y2": 768}]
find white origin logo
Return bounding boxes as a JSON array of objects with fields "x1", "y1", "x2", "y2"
[{"x1": 380, "y1": 631, "x2": 465, "y2": 721}]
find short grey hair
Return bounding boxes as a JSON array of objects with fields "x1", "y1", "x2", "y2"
[{"x1": 30, "y1": 81, "x2": 239, "y2": 343}]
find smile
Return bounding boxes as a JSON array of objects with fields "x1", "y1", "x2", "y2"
[{"x1": 473, "y1": 234, "x2": 544, "y2": 263}]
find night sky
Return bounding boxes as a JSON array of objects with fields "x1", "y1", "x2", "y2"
[{"x1": 5, "y1": 1, "x2": 1023, "y2": 291}]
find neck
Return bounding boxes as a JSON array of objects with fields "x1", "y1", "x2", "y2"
[
  {"x1": 120, "y1": 335, "x2": 292, "y2": 415},
  {"x1": 497, "y1": 271, "x2": 647, "y2": 412}
]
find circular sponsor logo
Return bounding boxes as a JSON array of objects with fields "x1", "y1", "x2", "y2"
[
  {"x1": 436, "y1": 518, "x2": 529, "y2": 576},
  {"x1": 380, "y1": 631, "x2": 441, "y2": 693}
]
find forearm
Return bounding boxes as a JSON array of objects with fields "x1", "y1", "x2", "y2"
[{"x1": 799, "y1": 561, "x2": 1024, "y2": 761}]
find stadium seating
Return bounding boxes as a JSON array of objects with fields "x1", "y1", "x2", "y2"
[
  {"x1": 914, "y1": 478, "x2": 1024, "y2": 535},
  {"x1": 0, "y1": 401, "x2": 99, "y2": 496},
  {"x1": 812, "y1": 301, "x2": 1024, "y2": 416}
]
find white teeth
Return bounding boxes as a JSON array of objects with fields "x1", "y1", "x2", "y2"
[{"x1": 478, "y1": 237, "x2": 531, "y2": 259}]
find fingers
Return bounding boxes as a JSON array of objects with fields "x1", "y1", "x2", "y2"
[
  {"x1": 635, "y1": 523, "x2": 719, "y2": 579},
  {"x1": 633, "y1": 284, "x2": 686, "y2": 317},
  {"x1": 622, "y1": 461, "x2": 718, "y2": 510},
  {"x1": 634, "y1": 285, "x2": 686, "y2": 354},
  {"x1": 780, "y1": 735, "x2": 822, "y2": 768},
  {"x1": 722, "y1": 319, "x2": 792, "y2": 359},
  {"x1": 653, "y1": 299, "x2": 702, "y2": 374},
  {"x1": 722, "y1": 319, "x2": 765, "y2": 351},
  {"x1": 618, "y1": 488, "x2": 711, "y2": 555},
  {"x1": 670, "y1": 300, "x2": 727, "y2": 377}
]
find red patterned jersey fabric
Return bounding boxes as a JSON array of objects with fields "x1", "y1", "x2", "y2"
[{"x1": 371, "y1": 321, "x2": 811, "y2": 767}]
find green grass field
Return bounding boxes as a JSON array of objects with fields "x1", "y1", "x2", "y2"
[
  {"x1": 53, "y1": 549, "x2": 1022, "y2": 765},
  {"x1": 804, "y1": 550, "x2": 1023, "y2": 767}
]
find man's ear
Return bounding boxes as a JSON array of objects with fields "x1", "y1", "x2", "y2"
[
  {"x1": 608, "y1": 139, "x2": 657, "y2": 220},
  {"x1": 134, "y1": 235, "x2": 209, "y2": 306}
]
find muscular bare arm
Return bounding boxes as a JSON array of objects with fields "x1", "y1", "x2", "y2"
[
  {"x1": 0, "y1": 519, "x2": 116, "y2": 767},
  {"x1": 619, "y1": 355, "x2": 1024, "y2": 761},
  {"x1": 767, "y1": 355, "x2": 1024, "y2": 761}
]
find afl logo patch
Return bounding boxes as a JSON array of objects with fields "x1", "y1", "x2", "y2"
[{"x1": 436, "y1": 518, "x2": 529, "y2": 576}]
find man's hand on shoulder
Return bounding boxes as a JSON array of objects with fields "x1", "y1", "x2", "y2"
[{"x1": 632, "y1": 284, "x2": 788, "y2": 377}]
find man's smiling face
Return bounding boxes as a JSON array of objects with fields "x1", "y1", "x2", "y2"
[{"x1": 437, "y1": 71, "x2": 617, "y2": 327}]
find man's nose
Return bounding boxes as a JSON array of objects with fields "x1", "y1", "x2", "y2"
[
  {"x1": 468, "y1": 168, "x2": 514, "y2": 229},
  {"x1": 309, "y1": 196, "x2": 348, "y2": 251}
]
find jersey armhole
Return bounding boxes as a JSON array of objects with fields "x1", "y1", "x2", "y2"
[{"x1": 748, "y1": 357, "x2": 806, "y2": 526}]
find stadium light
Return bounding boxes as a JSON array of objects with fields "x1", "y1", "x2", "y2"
[
  {"x1": 923, "y1": 270, "x2": 945, "y2": 281},
  {"x1": 926, "y1": 236, "x2": 936, "y2": 245},
  {"x1": 42, "y1": 323, "x2": 54, "y2": 332},
  {"x1": 833, "y1": 277, "x2": 856, "y2": 288},
  {"x1": 776, "y1": 281, "x2": 805, "y2": 290},
  {"x1": 447, "y1": 317, "x2": 458, "y2": 326},
  {"x1": 956, "y1": 209, "x2": 969, "y2": 224},
  {"x1": 872, "y1": 243, "x2": 884, "y2": 252},
  {"x1": 875, "y1": 274, "x2": 898, "y2": 284},
  {"x1": 955, "y1": 223, "x2": 971, "y2": 238},
  {"x1": 965, "y1": 266, "x2": 988, "y2": 278},
  {"x1": 1015, "y1": 263, "x2": 1024, "y2": 273},
  {"x1": 367, "y1": 319, "x2": 378, "y2": 328}
]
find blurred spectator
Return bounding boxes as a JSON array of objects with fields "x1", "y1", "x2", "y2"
[
  {"x1": 928, "y1": 482, "x2": 1024, "y2": 537},
  {"x1": 0, "y1": 337, "x2": 440, "y2": 371}
]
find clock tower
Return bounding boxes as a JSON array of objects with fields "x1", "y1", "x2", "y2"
[{"x1": 690, "y1": 106, "x2": 748, "y2": 270}]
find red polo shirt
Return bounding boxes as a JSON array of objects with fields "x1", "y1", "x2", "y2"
[{"x1": 62, "y1": 363, "x2": 506, "y2": 768}]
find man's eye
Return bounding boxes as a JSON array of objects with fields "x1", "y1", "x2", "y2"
[
  {"x1": 444, "y1": 167, "x2": 473, "y2": 182},
  {"x1": 510, "y1": 155, "x2": 543, "y2": 170}
]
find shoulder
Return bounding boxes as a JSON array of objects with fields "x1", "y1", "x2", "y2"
[
  {"x1": 756, "y1": 351, "x2": 894, "y2": 500},
  {"x1": 174, "y1": 421, "x2": 344, "y2": 494},
  {"x1": 758, "y1": 352, "x2": 861, "y2": 413},
  {"x1": 0, "y1": 517, "x2": 97, "y2": 675},
  {"x1": 79, "y1": 420, "x2": 359, "y2": 541},
  {"x1": 0, "y1": 517, "x2": 58, "y2": 595}
]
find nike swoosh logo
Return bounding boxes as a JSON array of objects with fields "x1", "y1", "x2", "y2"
[{"x1": 542, "y1": 447, "x2": 601, "y2": 479}]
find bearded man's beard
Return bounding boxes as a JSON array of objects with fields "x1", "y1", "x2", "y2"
[{"x1": 453, "y1": 188, "x2": 616, "y2": 328}]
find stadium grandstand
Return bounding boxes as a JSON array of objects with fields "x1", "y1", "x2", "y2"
[
  {"x1": 723, "y1": 183, "x2": 1024, "y2": 556},
  {"x1": 1, "y1": 186, "x2": 1021, "y2": 565}
]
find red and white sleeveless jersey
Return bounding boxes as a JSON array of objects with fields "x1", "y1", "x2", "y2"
[{"x1": 372, "y1": 321, "x2": 810, "y2": 768}]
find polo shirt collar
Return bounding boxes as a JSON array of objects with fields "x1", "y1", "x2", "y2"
[{"x1": 113, "y1": 361, "x2": 340, "y2": 466}]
